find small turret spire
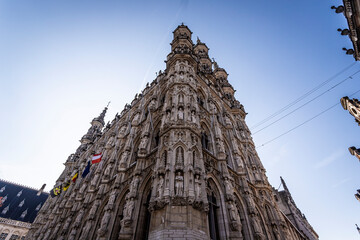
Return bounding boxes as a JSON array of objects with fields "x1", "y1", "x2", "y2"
[{"x1": 92, "y1": 105, "x2": 109, "y2": 127}]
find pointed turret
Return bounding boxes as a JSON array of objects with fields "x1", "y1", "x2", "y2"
[
  {"x1": 80, "y1": 106, "x2": 108, "y2": 144},
  {"x1": 171, "y1": 23, "x2": 193, "y2": 52}
]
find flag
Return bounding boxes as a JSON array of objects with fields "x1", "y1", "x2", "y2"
[
  {"x1": 82, "y1": 161, "x2": 91, "y2": 178},
  {"x1": 71, "y1": 172, "x2": 78, "y2": 183},
  {"x1": 63, "y1": 180, "x2": 70, "y2": 191},
  {"x1": 91, "y1": 153, "x2": 102, "y2": 164},
  {"x1": 50, "y1": 185, "x2": 62, "y2": 198}
]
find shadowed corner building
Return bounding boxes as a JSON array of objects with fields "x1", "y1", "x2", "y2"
[
  {"x1": 25, "y1": 24, "x2": 318, "y2": 240},
  {"x1": 0, "y1": 179, "x2": 48, "y2": 240}
]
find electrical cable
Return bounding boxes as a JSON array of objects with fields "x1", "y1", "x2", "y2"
[
  {"x1": 250, "y1": 62, "x2": 357, "y2": 130},
  {"x1": 252, "y1": 69, "x2": 360, "y2": 135},
  {"x1": 256, "y1": 89, "x2": 360, "y2": 149}
]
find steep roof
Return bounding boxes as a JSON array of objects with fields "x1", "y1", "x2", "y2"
[{"x1": 0, "y1": 179, "x2": 48, "y2": 223}]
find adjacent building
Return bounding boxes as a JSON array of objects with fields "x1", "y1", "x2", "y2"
[
  {"x1": 0, "y1": 179, "x2": 48, "y2": 240},
  {"x1": 26, "y1": 24, "x2": 318, "y2": 240}
]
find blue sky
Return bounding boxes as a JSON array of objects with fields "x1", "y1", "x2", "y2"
[{"x1": 0, "y1": 0, "x2": 359, "y2": 239}]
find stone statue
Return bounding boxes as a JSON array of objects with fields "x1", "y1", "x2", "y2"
[
  {"x1": 216, "y1": 139, "x2": 225, "y2": 153},
  {"x1": 105, "y1": 134, "x2": 115, "y2": 149},
  {"x1": 79, "y1": 221, "x2": 93, "y2": 240},
  {"x1": 194, "y1": 175, "x2": 201, "y2": 199},
  {"x1": 129, "y1": 177, "x2": 140, "y2": 195},
  {"x1": 89, "y1": 200, "x2": 100, "y2": 219},
  {"x1": 175, "y1": 60, "x2": 180, "y2": 72},
  {"x1": 68, "y1": 228, "x2": 77, "y2": 240},
  {"x1": 132, "y1": 113, "x2": 140, "y2": 125},
  {"x1": 118, "y1": 151, "x2": 129, "y2": 170},
  {"x1": 224, "y1": 115, "x2": 232, "y2": 126},
  {"x1": 98, "y1": 211, "x2": 112, "y2": 236},
  {"x1": 74, "y1": 209, "x2": 84, "y2": 228},
  {"x1": 107, "y1": 190, "x2": 117, "y2": 210},
  {"x1": 175, "y1": 172, "x2": 184, "y2": 196},
  {"x1": 178, "y1": 107, "x2": 184, "y2": 120},
  {"x1": 191, "y1": 111, "x2": 196, "y2": 123},
  {"x1": 139, "y1": 136, "x2": 149, "y2": 151},
  {"x1": 157, "y1": 175, "x2": 164, "y2": 198},
  {"x1": 104, "y1": 163, "x2": 113, "y2": 178},
  {"x1": 118, "y1": 125, "x2": 127, "y2": 137},
  {"x1": 228, "y1": 202, "x2": 239, "y2": 222},
  {"x1": 123, "y1": 197, "x2": 135, "y2": 220},
  {"x1": 224, "y1": 178, "x2": 233, "y2": 195}
]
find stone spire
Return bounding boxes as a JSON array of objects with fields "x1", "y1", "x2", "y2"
[
  {"x1": 92, "y1": 106, "x2": 108, "y2": 127},
  {"x1": 80, "y1": 106, "x2": 108, "y2": 144}
]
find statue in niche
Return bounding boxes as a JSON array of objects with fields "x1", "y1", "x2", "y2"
[
  {"x1": 175, "y1": 172, "x2": 184, "y2": 196},
  {"x1": 191, "y1": 111, "x2": 196, "y2": 123},
  {"x1": 194, "y1": 175, "x2": 201, "y2": 199},
  {"x1": 104, "y1": 163, "x2": 113, "y2": 179},
  {"x1": 79, "y1": 221, "x2": 93, "y2": 239},
  {"x1": 165, "y1": 110, "x2": 171, "y2": 122},
  {"x1": 235, "y1": 155, "x2": 244, "y2": 169},
  {"x1": 139, "y1": 136, "x2": 149, "y2": 151},
  {"x1": 107, "y1": 190, "x2": 117, "y2": 210},
  {"x1": 62, "y1": 217, "x2": 72, "y2": 234},
  {"x1": 90, "y1": 173, "x2": 100, "y2": 189},
  {"x1": 176, "y1": 147, "x2": 184, "y2": 166},
  {"x1": 119, "y1": 125, "x2": 127, "y2": 137},
  {"x1": 254, "y1": 168, "x2": 262, "y2": 182},
  {"x1": 132, "y1": 113, "x2": 140, "y2": 125},
  {"x1": 149, "y1": 98, "x2": 156, "y2": 109},
  {"x1": 105, "y1": 134, "x2": 115, "y2": 149},
  {"x1": 98, "y1": 211, "x2": 112, "y2": 236},
  {"x1": 228, "y1": 202, "x2": 239, "y2": 222},
  {"x1": 216, "y1": 139, "x2": 225, "y2": 153},
  {"x1": 178, "y1": 107, "x2": 184, "y2": 120},
  {"x1": 118, "y1": 151, "x2": 129, "y2": 170},
  {"x1": 224, "y1": 115, "x2": 232, "y2": 126},
  {"x1": 191, "y1": 134, "x2": 197, "y2": 145},
  {"x1": 175, "y1": 61, "x2": 180, "y2": 72},
  {"x1": 89, "y1": 200, "x2": 100, "y2": 219},
  {"x1": 157, "y1": 175, "x2": 164, "y2": 198},
  {"x1": 129, "y1": 177, "x2": 140, "y2": 196},
  {"x1": 209, "y1": 101, "x2": 217, "y2": 114},
  {"x1": 251, "y1": 214, "x2": 263, "y2": 235},
  {"x1": 123, "y1": 197, "x2": 135, "y2": 220},
  {"x1": 224, "y1": 178, "x2": 233, "y2": 195},
  {"x1": 74, "y1": 209, "x2": 84, "y2": 228}
]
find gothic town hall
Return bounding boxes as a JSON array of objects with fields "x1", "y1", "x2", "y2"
[{"x1": 26, "y1": 25, "x2": 318, "y2": 240}]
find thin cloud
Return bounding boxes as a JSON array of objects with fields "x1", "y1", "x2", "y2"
[
  {"x1": 332, "y1": 177, "x2": 351, "y2": 188},
  {"x1": 314, "y1": 150, "x2": 344, "y2": 169}
]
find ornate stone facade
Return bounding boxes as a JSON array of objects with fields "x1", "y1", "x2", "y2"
[{"x1": 26, "y1": 24, "x2": 318, "y2": 240}]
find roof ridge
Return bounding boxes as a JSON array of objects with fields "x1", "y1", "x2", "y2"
[{"x1": 0, "y1": 178, "x2": 49, "y2": 194}]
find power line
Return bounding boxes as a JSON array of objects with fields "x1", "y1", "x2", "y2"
[
  {"x1": 252, "y1": 69, "x2": 360, "y2": 135},
  {"x1": 250, "y1": 62, "x2": 357, "y2": 130},
  {"x1": 256, "y1": 89, "x2": 360, "y2": 149}
]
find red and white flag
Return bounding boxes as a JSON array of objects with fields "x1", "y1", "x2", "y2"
[{"x1": 92, "y1": 153, "x2": 102, "y2": 164}]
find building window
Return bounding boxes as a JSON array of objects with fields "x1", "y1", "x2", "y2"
[
  {"x1": 9, "y1": 235, "x2": 20, "y2": 240},
  {"x1": 208, "y1": 193, "x2": 220, "y2": 240},
  {"x1": 0, "y1": 233, "x2": 8, "y2": 240}
]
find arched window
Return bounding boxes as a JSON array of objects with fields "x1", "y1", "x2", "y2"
[
  {"x1": 208, "y1": 192, "x2": 220, "y2": 240},
  {"x1": 207, "y1": 179, "x2": 226, "y2": 240},
  {"x1": 201, "y1": 132, "x2": 209, "y2": 150},
  {"x1": 175, "y1": 147, "x2": 184, "y2": 167}
]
